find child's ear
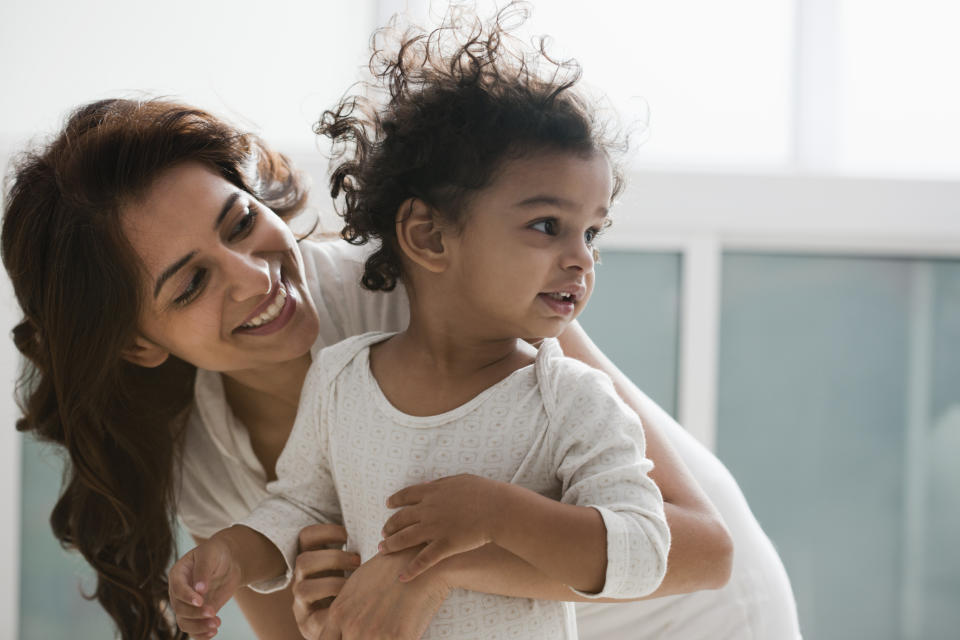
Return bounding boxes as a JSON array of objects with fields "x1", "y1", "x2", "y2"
[
  {"x1": 121, "y1": 334, "x2": 170, "y2": 368},
  {"x1": 395, "y1": 197, "x2": 450, "y2": 273}
]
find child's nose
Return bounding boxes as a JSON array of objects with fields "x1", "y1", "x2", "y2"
[
  {"x1": 224, "y1": 251, "x2": 272, "y2": 302},
  {"x1": 563, "y1": 236, "x2": 595, "y2": 273}
]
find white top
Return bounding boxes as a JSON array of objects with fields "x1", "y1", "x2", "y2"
[
  {"x1": 240, "y1": 332, "x2": 670, "y2": 640},
  {"x1": 176, "y1": 238, "x2": 802, "y2": 640}
]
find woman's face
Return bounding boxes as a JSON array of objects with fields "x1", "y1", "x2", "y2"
[{"x1": 121, "y1": 161, "x2": 320, "y2": 373}]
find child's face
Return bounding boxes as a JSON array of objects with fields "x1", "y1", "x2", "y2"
[{"x1": 443, "y1": 150, "x2": 613, "y2": 340}]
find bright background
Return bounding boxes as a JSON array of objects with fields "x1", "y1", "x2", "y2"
[{"x1": 2, "y1": 1, "x2": 959, "y2": 638}]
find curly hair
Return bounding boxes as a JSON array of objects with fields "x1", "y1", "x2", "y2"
[
  {"x1": 316, "y1": 2, "x2": 624, "y2": 292},
  {"x1": 2, "y1": 98, "x2": 308, "y2": 639}
]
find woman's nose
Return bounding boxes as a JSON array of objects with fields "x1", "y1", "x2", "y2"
[{"x1": 223, "y1": 250, "x2": 272, "y2": 302}]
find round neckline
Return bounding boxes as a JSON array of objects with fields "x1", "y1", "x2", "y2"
[{"x1": 359, "y1": 340, "x2": 536, "y2": 429}]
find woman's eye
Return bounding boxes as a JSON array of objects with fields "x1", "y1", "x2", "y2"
[
  {"x1": 173, "y1": 268, "x2": 208, "y2": 306},
  {"x1": 228, "y1": 207, "x2": 258, "y2": 241},
  {"x1": 530, "y1": 219, "x2": 558, "y2": 235},
  {"x1": 585, "y1": 227, "x2": 602, "y2": 245}
]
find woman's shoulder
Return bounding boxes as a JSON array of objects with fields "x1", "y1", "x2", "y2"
[{"x1": 299, "y1": 237, "x2": 409, "y2": 347}]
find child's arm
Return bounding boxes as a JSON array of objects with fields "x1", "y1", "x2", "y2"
[
  {"x1": 168, "y1": 525, "x2": 286, "y2": 638},
  {"x1": 558, "y1": 320, "x2": 734, "y2": 593},
  {"x1": 380, "y1": 351, "x2": 670, "y2": 597},
  {"x1": 380, "y1": 474, "x2": 610, "y2": 592}
]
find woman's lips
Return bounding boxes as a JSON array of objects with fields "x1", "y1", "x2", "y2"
[{"x1": 234, "y1": 277, "x2": 298, "y2": 336}]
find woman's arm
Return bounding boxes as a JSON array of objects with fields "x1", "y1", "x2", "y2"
[{"x1": 557, "y1": 320, "x2": 734, "y2": 593}]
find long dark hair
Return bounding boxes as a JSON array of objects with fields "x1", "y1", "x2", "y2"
[
  {"x1": 316, "y1": 2, "x2": 624, "y2": 292},
  {"x1": 1, "y1": 98, "x2": 308, "y2": 639}
]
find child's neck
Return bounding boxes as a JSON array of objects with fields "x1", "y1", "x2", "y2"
[{"x1": 369, "y1": 313, "x2": 538, "y2": 417}]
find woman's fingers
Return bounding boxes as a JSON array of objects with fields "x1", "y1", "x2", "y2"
[
  {"x1": 295, "y1": 607, "x2": 332, "y2": 640},
  {"x1": 292, "y1": 575, "x2": 348, "y2": 605},
  {"x1": 298, "y1": 523, "x2": 348, "y2": 552},
  {"x1": 381, "y1": 506, "x2": 420, "y2": 537},
  {"x1": 294, "y1": 548, "x2": 361, "y2": 582}
]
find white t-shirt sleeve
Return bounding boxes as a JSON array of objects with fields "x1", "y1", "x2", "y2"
[
  {"x1": 238, "y1": 361, "x2": 342, "y2": 594},
  {"x1": 540, "y1": 349, "x2": 670, "y2": 600}
]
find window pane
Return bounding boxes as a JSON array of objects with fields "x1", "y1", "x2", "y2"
[
  {"x1": 837, "y1": 1, "x2": 960, "y2": 177},
  {"x1": 461, "y1": 0, "x2": 795, "y2": 168},
  {"x1": 716, "y1": 253, "x2": 960, "y2": 638},
  {"x1": 578, "y1": 250, "x2": 681, "y2": 416},
  {"x1": 19, "y1": 438, "x2": 258, "y2": 639}
]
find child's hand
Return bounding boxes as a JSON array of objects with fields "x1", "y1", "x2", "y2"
[
  {"x1": 168, "y1": 537, "x2": 244, "y2": 639},
  {"x1": 379, "y1": 474, "x2": 505, "y2": 581}
]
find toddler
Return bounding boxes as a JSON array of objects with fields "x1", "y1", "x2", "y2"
[{"x1": 170, "y1": 8, "x2": 669, "y2": 639}]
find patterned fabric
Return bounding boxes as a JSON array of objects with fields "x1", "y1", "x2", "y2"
[{"x1": 241, "y1": 332, "x2": 669, "y2": 640}]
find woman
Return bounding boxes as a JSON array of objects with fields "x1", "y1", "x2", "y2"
[{"x1": 2, "y1": 97, "x2": 796, "y2": 639}]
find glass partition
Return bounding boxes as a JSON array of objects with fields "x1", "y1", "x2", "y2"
[{"x1": 716, "y1": 253, "x2": 960, "y2": 639}]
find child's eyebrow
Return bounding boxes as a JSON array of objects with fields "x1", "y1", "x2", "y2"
[
  {"x1": 515, "y1": 195, "x2": 575, "y2": 210},
  {"x1": 515, "y1": 195, "x2": 609, "y2": 216}
]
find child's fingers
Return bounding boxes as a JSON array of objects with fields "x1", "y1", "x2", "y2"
[
  {"x1": 175, "y1": 613, "x2": 220, "y2": 638},
  {"x1": 171, "y1": 599, "x2": 216, "y2": 621},
  {"x1": 378, "y1": 523, "x2": 427, "y2": 555},
  {"x1": 397, "y1": 540, "x2": 450, "y2": 582},
  {"x1": 381, "y1": 506, "x2": 420, "y2": 537},
  {"x1": 386, "y1": 483, "x2": 427, "y2": 508},
  {"x1": 169, "y1": 556, "x2": 205, "y2": 607}
]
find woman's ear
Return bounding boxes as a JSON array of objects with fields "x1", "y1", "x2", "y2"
[
  {"x1": 395, "y1": 198, "x2": 450, "y2": 274},
  {"x1": 121, "y1": 335, "x2": 170, "y2": 368}
]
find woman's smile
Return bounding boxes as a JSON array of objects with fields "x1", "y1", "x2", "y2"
[{"x1": 234, "y1": 275, "x2": 297, "y2": 335}]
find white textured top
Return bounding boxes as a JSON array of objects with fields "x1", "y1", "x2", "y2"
[
  {"x1": 240, "y1": 332, "x2": 670, "y2": 639},
  {"x1": 176, "y1": 238, "x2": 802, "y2": 640}
]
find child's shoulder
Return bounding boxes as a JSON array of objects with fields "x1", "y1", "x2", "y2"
[
  {"x1": 534, "y1": 338, "x2": 616, "y2": 408},
  {"x1": 307, "y1": 331, "x2": 395, "y2": 392}
]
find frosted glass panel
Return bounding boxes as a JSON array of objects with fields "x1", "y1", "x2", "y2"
[
  {"x1": 19, "y1": 437, "x2": 257, "y2": 639},
  {"x1": 578, "y1": 250, "x2": 681, "y2": 417},
  {"x1": 716, "y1": 253, "x2": 960, "y2": 639}
]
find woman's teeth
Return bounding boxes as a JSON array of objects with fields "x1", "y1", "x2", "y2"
[
  {"x1": 546, "y1": 292, "x2": 574, "y2": 302},
  {"x1": 241, "y1": 285, "x2": 287, "y2": 328}
]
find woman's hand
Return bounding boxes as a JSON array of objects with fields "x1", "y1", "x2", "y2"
[
  {"x1": 291, "y1": 524, "x2": 361, "y2": 639},
  {"x1": 379, "y1": 474, "x2": 503, "y2": 581},
  {"x1": 322, "y1": 549, "x2": 451, "y2": 640},
  {"x1": 293, "y1": 524, "x2": 450, "y2": 639}
]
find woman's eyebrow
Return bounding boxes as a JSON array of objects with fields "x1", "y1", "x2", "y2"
[
  {"x1": 152, "y1": 192, "x2": 241, "y2": 299},
  {"x1": 213, "y1": 192, "x2": 241, "y2": 230}
]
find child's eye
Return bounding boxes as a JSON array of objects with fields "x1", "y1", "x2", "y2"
[
  {"x1": 228, "y1": 207, "x2": 258, "y2": 241},
  {"x1": 585, "y1": 225, "x2": 604, "y2": 245},
  {"x1": 173, "y1": 268, "x2": 208, "y2": 306},
  {"x1": 529, "y1": 219, "x2": 558, "y2": 235}
]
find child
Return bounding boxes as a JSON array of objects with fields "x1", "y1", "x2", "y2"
[{"x1": 169, "y1": 7, "x2": 670, "y2": 639}]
